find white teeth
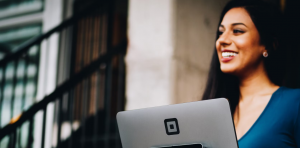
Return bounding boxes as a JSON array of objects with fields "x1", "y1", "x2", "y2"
[{"x1": 222, "y1": 52, "x2": 238, "y2": 57}]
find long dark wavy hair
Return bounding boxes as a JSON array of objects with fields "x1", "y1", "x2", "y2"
[{"x1": 202, "y1": 0, "x2": 286, "y2": 113}]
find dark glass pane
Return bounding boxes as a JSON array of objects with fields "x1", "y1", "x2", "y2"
[
  {"x1": 0, "y1": 24, "x2": 41, "y2": 129},
  {"x1": 0, "y1": 0, "x2": 44, "y2": 19},
  {"x1": 0, "y1": 24, "x2": 41, "y2": 55}
]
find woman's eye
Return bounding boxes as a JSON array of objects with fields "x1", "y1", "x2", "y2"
[{"x1": 233, "y1": 29, "x2": 244, "y2": 34}]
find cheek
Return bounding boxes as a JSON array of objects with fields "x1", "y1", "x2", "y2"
[
  {"x1": 235, "y1": 37, "x2": 252, "y2": 50},
  {"x1": 215, "y1": 41, "x2": 222, "y2": 57},
  {"x1": 235, "y1": 36, "x2": 264, "y2": 69},
  {"x1": 235, "y1": 36, "x2": 261, "y2": 57},
  {"x1": 215, "y1": 41, "x2": 220, "y2": 51}
]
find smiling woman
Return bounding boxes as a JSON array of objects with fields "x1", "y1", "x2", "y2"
[
  {"x1": 216, "y1": 7, "x2": 267, "y2": 76},
  {"x1": 202, "y1": 0, "x2": 300, "y2": 147}
]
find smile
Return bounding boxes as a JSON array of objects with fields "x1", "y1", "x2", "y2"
[
  {"x1": 221, "y1": 52, "x2": 238, "y2": 62},
  {"x1": 222, "y1": 52, "x2": 238, "y2": 57}
]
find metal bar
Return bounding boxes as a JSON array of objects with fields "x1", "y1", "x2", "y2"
[
  {"x1": 34, "y1": 44, "x2": 42, "y2": 104},
  {"x1": 27, "y1": 118, "x2": 34, "y2": 148},
  {"x1": 115, "y1": 54, "x2": 125, "y2": 148},
  {"x1": 81, "y1": 24, "x2": 93, "y2": 145},
  {"x1": 104, "y1": 60, "x2": 112, "y2": 148},
  {"x1": 8, "y1": 129, "x2": 17, "y2": 148},
  {"x1": 19, "y1": 54, "x2": 29, "y2": 148},
  {"x1": 17, "y1": 127, "x2": 21, "y2": 148},
  {"x1": 106, "y1": 0, "x2": 115, "y2": 53},
  {"x1": 89, "y1": 15, "x2": 97, "y2": 147},
  {"x1": 94, "y1": 69, "x2": 100, "y2": 148},
  {"x1": 93, "y1": 14, "x2": 103, "y2": 148},
  {"x1": 18, "y1": 54, "x2": 30, "y2": 148},
  {"x1": 0, "y1": 63, "x2": 7, "y2": 128},
  {"x1": 68, "y1": 88, "x2": 74, "y2": 148},
  {"x1": 9, "y1": 61, "x2": 18, "y2": 146},
  {"x1": 73, "y1": 19, "x2": 84, "y2": 129},
  {"x1": 12, "y1": 129, "x2": 16, "y2": 148},
  {"x1": 0, "y1": 42, "x2": 127, "y2": 140},
  {"x1": 99, "y1": 14, "x2": 105, "y2": 56},
  {"x1": 9, "y1": 132, "x2": 13, "y2": 147},
  {"x1": 41, "y1": 105, "x2": 47, "y2": 148},
  {"x1": 66, "y1": 24, "x2": 75, "y2": 148},
  {"x1": 80, "y1": 79, "x2": 88, "y2": 148},
  {"x1": 79, "y1": 16, "x2": 87, "y2": 148},
  {"x1": 57, "y1": 95, "x2": 63, "y2": 147},
  {"x1": 104, "y1": 1, "x2": 115, "y2": 147},
  {"x1": 21, "y1": 55, "x2": 29, "y2": 111},
  {"x1": 0, "y1": 0, "x2": 108, "y2": 68},
  {"x1": 81, "y1": 14, "x2": 93, "y2": 147},
  {"x1": 10, "y1": 60, "x2": 19, "y2": 120}
]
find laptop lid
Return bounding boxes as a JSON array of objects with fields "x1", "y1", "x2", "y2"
[{"x1": 117, "y1": 98, "x2": 239, "y2": 148}]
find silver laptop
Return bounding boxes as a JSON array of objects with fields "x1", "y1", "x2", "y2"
[{"x1": 117, "y1": 98, "x2": 239, "y2": 148}]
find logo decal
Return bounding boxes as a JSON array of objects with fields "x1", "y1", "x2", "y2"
[{"x1": 164, "y1": 118, "x2": 180, "y2": 135}]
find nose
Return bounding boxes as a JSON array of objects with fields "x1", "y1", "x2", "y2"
[{"x1": 217, "y1": 31, "x2": 232, "y2": 47}]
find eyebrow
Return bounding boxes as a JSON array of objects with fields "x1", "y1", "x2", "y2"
[{"x1": 219, "y1": 23, "x2": 248, "y2": 28}]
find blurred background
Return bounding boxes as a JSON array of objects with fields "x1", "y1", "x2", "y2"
[{"x1": 0, "y1": 0, "x2": 299, "y2": 147}]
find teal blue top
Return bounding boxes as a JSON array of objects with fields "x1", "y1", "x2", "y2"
[{"x1": 238, "y1": 87, "x2": 300, "y2": 148}]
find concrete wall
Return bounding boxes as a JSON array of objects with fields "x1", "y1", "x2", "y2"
[
  {"x1": 126, "y1": 0, "x2": 229, "y2": 110},
  {"x1": 172, "y1": 0, "x2": 229, "y2": 103}
]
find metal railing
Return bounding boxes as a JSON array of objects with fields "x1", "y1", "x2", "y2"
[
  {"x1": 0, "y1": 0, "x2": 126, "y2": 147},
  {"x1": 0, "y1": 42, "x2": 126, "y2": 147}
]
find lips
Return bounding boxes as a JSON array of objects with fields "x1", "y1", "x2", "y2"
[{"x1": 221, "y1": 49, "x2": 238, "y2": 62}]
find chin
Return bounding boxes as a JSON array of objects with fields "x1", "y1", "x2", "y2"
[{"x1": 220, "y1": 65, "x2": 237, "y2": 74}]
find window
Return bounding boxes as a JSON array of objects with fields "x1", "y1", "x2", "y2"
[
  {"x1": 0, "y1": 0, "x2": 43, "y2": 20},
  {"x1": 0, "y1": 24, "x2": 41, "y2": 127}
]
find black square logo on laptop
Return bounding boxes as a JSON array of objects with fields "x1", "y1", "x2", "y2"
[{"x1": 164, "y1": 118, "x2": 180, "y2": 135}]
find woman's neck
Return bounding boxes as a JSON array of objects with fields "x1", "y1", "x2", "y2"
[{"x1": 238, "y1": 64, "x2": 278, "y2": 101}]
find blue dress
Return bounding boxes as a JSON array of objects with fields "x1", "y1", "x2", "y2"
[{"x1": 238, "y1": 86, "x2": 300, "y2": 148}]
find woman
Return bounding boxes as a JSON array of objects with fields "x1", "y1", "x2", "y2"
[{"x1": 202, "y1": 0, "x2": 300, "y2": 147}]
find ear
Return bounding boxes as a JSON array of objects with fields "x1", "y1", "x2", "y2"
[
  {"x1": 262, "y1": 49, "x2": 268, "y2": 54},
  {"x1": 259, "y1": 44, "x2": 267, "y2": 54}
]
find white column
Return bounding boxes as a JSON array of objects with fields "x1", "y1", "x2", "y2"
[{"x1": 126, "y1": 0, "x2": 175, "y2": 110}]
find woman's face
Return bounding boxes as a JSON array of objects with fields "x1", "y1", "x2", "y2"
[{"x1": 216, "y1": 7, "x2": 266, "y2": 76}]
